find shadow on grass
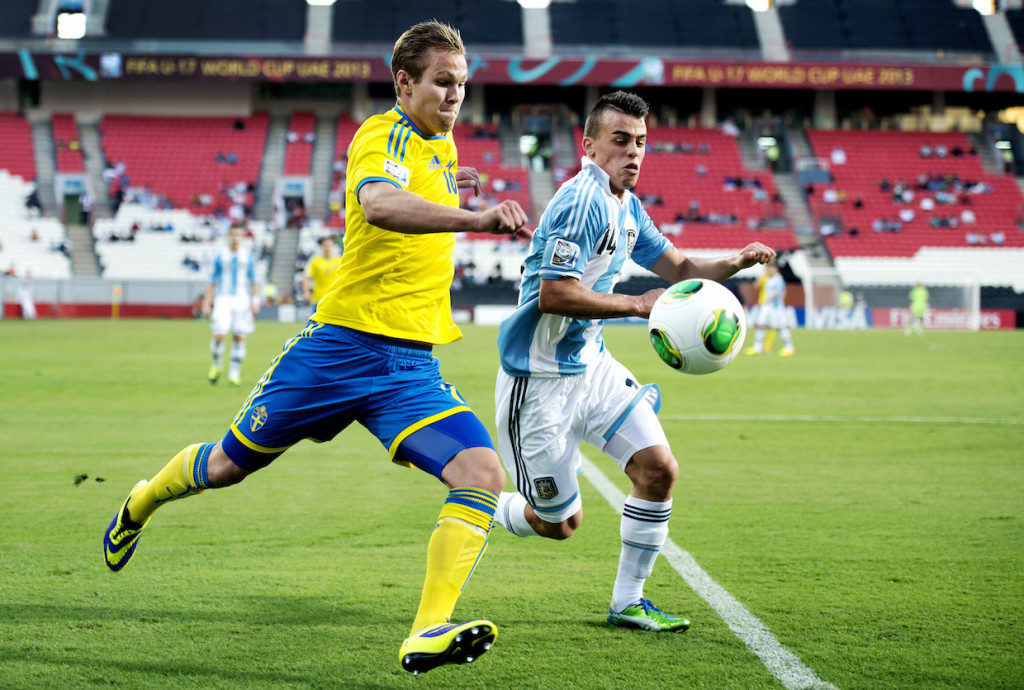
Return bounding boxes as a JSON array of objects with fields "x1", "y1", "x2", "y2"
[{"x1": 0, "y1": 594, "x2": 381, "y2": 628}]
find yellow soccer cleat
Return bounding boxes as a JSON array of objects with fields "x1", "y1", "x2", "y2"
[
  {"x1": 208, "y1": 364, "x2": 220, "y2": 384},
  {"x1": 743, "y1": 347, "x2": 761, "y2": 356},
  {"x1": 227, "y1": 375, "x2": 241, "y2": 387},
  {"x1": 399, "y1": 620, "x2": 497, "y2": 675},
  {"x1": 780, "y1": 347, "x2": 796, "y2": 357},
  {"x1": 103, "y1": 480, "x2": 150, "y2": 572}
]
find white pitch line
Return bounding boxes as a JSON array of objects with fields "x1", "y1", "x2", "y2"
[
  {"x1": 660, "y1": 413, "x2": 1024, "y2": 426},
  {"x1": 580, "y1": 453, "x2": 837, "y2": 690}
]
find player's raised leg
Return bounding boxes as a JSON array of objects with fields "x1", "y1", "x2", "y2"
[{"x1": 103, "y1": 442, "x2": 251, "y2": 571}]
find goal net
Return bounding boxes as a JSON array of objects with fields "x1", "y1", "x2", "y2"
[{"x1": 801, "y1": 266, "x2": 982, "y2": 331}]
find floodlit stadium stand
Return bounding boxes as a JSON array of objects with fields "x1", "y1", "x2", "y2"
[
  {"x1": 549, "y1": 0, "x2": 758, "y2": 49},
  {"x1": 778, "y1": 0, "x2": 993, "y2": 54},
  {"x1": 331, "y1": 0, "x2": 523, "y2": 45},
  {"x1": 0, "y1": 112, "x2": 36, "y2": 182},
  {"x1": 805, "y1": 130, "x2": 1024, "y2": 257},
  {"x1": 105, "y1": 0, "x2": 306, "y2": 41},
  {"x1": 99, "y1": 113, "x2": 269, "y2": 212}
]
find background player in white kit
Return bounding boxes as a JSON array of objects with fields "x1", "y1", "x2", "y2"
[
  {"x1": 492, "y1": 91, "x2": 775, "y2": 631},
  {"x1": 745, "y1": 261, "x2": 795, "y2": 356},
  {"x1": 202, "y1": 224, "x2": 260, "y2": 386}
]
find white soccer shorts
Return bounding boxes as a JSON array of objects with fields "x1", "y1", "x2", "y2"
[
  {"x1": 495, "y1": 350, "x2": 669, "y2": 523},
  {"x1": 210, "y1": 296, "x2": 255, "y2": 336},
  {"x1": 754, "y1": 303, "x2": 787, "y2": 330}
]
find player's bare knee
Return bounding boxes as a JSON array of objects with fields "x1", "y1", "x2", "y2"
[
  {"x1": 443, "y1": 447, "x2": 505, "y2": 494},
  {"x1": 205, "y1": 444, "x2": 249, "y2": 487},
  {"x1": 626, "y1": 447, "x2": 678, "y2": 494},
  {"x1": 537, "y1": 520, "x2": 576, "y2": 540}
]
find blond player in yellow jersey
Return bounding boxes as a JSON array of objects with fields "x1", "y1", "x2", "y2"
[
  {"x1": 301, "y1": 235, "x2": 342, "y2": 307},
  {"x1": 104, "y1": 21, "x2": 529, "y2": 675}
]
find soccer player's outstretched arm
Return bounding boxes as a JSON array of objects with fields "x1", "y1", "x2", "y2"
[
  {"x1": 649, "y1": 242, "x2": 776, "y2": 284},
  {"x1": 538, "y1": 276, "x2": 661, "y2": 320},
  {"x1": 360, "y1": 181, "x2": 529, "y2": 238}
]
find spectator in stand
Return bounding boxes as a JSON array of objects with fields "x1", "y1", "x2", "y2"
[
  {"x1": 823, "y1": 188, "x2": 839, "y2": 204},
  {"x1": 920, "y1": 197, "x2": 935, "y2": 211},
  {"x1": 853, "y1": 197, "x2": 864, "y2": 209},
  {"x1": 695, "y1": 163, "x2": 707, "y2": 178},
  {"x1": 920, "y1": 144, "x2": 933, "y2": 158},
  {"x1": 961, "y1": 208, "x2": 976, "y2": 225},
  {"x1": 720, "y1": 118, "x2": 739, "y2": 138},
  {"x1": 830, "y1": 146, "x2": 847, "y2": 166},
  {"x1": 899, "y1": 208, "x2": 915, "y2": 224},
  {"x1": 25, "y1": 185, "x2": 42, "y2": 217},
  {"x1": 965, "y1": 231, "x2": 985, "y2": 245},
  {"x1": 990, "y1": 231, "x2": 1006, "y2": 245},
  {"x1": 935, "y1": 144, "x2": 948, "y2": 158}
]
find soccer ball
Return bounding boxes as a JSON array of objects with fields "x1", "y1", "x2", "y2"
[{"x1": 647, "y1": 279, "x2": 746, "y2": 375}]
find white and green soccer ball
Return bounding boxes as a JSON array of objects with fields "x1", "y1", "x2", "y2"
[{"x1": 647, "y1": 278, "x2": 746, "y2": 375}]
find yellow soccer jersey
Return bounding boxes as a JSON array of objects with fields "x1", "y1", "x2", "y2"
[
  {"x1": 313, "y1": 105, "x2": 462, "y2": 344},
  {"x1": 305, "y1": 254, "x2": 343, "y2": 304}
]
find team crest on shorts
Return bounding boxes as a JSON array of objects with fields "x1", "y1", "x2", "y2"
[
  {"x1": 250, "y1": 405, "x2": 268, "y2": 432},
  {"x1": 534, "y1": 476, "x2": 558, "y2": 500}
]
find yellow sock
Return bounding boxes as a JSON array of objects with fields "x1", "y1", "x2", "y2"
[
  {"x1": 410, "y1": 488, "x2": 497, "y2": 634},
  {"x1": 765, "y1": 329, "x2": 777, "y2": 352},
  {"x1": 126, "y1": 443, "x2": 215, "y2": 523}
]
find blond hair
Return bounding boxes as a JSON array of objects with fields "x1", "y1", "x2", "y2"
[{"x1": 391, "y1": 21, "x2": 465, "y2": 99}]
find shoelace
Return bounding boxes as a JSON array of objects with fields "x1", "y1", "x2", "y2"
[{"x1": 638, "y1": 599, "x2": 665, "y2": 616}]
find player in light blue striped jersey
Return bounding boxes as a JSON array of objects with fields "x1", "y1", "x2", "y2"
[
  {"x1": 202, "y1": 224, "x2": 260, "y2": 386},
  {"x1": 493, "y1": 91, "x2": 775, "y2": 632}
]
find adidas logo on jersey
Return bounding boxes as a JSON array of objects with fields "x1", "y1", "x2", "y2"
[{"x1": 428, "y1": 155, "x2": 444, "y2": 169}]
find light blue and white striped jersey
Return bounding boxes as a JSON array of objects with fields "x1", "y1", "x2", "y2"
[
  {"x1": 497, "y1": 157, "x2": 671, "y2": 377},
  {"x1": 210, "y1": 247, "x2": 256, "y2": 299},
  {"x1": 764, "y1": 273, "x2": 785, "y2": 308}
]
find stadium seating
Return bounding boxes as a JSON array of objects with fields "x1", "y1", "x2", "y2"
[
  {"x1": 454, "y1": 124, "x2": 531, "y2": 239},
  {"x1": 325, "y1": 113, "x2": 361, "y2": 228},
  {"x1": 570, "y1": 126, "x2": 795, "y2": 252},
  {"x1": 105, "y1": 0, "x2": 305, "y2": 41},
  {"x1": 549, "y1": 0, "x2": 758, "y2": 48},
  {"x1": 51, "y1": 113, "x2": 86, "y2": 174},
  {"x1": 331, "y1": 0, "x2": 523, "y2": 45},
  {"x1": 0, "y1": 171, "x2": 72, "y2": 279},
  {"x1": 805, "y1": 130, "x2": 1024, "y2": 257},
  {"x1": 283, "y1": 112, "x2": 315, "y2": 176},
  {"x1": 778, "y1": 0, "x2": 992, "y2": 53},
  {"x1": 99, "y1": 113, "x2": 269, "y2": 212},
  {"x1": 0, "y1": 112, "x2": 36, "y2": 182},
  {"x1": 93, "y1": 203, "x2": 271, "y2": 281},
  {"x1": 835, "y1": 248, "x2": 1024, "y2": 292}
]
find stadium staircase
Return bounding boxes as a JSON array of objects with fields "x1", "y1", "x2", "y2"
[
  {"x1": 65, "y1": 224, "x2": 100, "y2": 277},
  {"x1": 254, "y1": 114, "x2": 288, "y2": 220},
  {"x1": 29, "y1": 118, "x2": 58, "y2": 214},
  {"x1": 772, "y1": 173, "x2": 816, "y2": 249},
  {"x1": 735, "y1": 130, "x2": 766, "y2": 171},
  {"x1": 79, "y1": 120, "x2": 113, "y2": 219},
  {"x1": 308, "y1": 114, "x2": 337, "y2": 220},
  {"x1": 268, "y1": 223, "x2": 299, "y2": 298},
  {"x1": 528, "y1": 168, "x2": 555, "y2": 218},
  {"x1": 967, "y1": 131, "x2": 1006, "y2": 176}
]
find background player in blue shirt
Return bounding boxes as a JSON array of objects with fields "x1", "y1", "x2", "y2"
[{"x1": 492, "y1": 91, "x2": 774, "y2": 632}]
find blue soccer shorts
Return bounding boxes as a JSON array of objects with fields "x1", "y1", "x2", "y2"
[{"x1": 220, "y1": 321, "x2": 494, "y2": 479}]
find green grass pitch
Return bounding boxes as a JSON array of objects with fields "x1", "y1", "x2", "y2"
[{"x1": 1, "y1": 319, "x2": 1022, "y2": 688}]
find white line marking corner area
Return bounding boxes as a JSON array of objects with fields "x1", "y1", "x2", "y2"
[{"x1": 580, "y1": 453, "x2": 838, "y2": 690}]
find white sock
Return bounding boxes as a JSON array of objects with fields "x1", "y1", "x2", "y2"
[
  {"x1": 229, "y1": 341, "x2": 246, "y2": 379},
  {"x1": 611, "y1": 496, "x2": 672, "y2": 612},
  {"x1": 752, "y1": 329, "x2": 766, "y2": 352},
  {"x1": 779, "y1": 327, "x2": 794, "y2": 349},
  {"x1": 494, "y1": 492, "x2": 538, "y2": 537},
  {"x1": 211, "y1": 338, "x2": 225, "y2": 368}
]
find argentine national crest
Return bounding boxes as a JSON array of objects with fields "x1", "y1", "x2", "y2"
[
  {"x1": 250, "y1": 405, "x2": 268, "y2": 432},
  {"x1": 534, "y1": 476, "x2": 558, "y2": 500},
  {"x1": 626, "y1": 228, "x2": 637, "y2": 256}
]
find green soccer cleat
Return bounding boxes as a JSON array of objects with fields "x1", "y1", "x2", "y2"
[
  {"x1": 607, "y1": 599, "x2": 690, "y2": 632},
  {"x1": 208, "y1": 365, "x2": 220, "y2": 384},
  {"x1": 103, "y1": 480, "x2": 150, "y2": 572},
  {"x1": 399, "y1": 620, "x2": 497, "y2": 675}
]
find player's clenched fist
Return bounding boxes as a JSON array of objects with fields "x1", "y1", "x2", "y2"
[
  {"x1": 476, "y1": 200, "x2": 531, "y2": 239},
  {"x1": 733, "y1": 242, "x2": 775, "y2": 269}
]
